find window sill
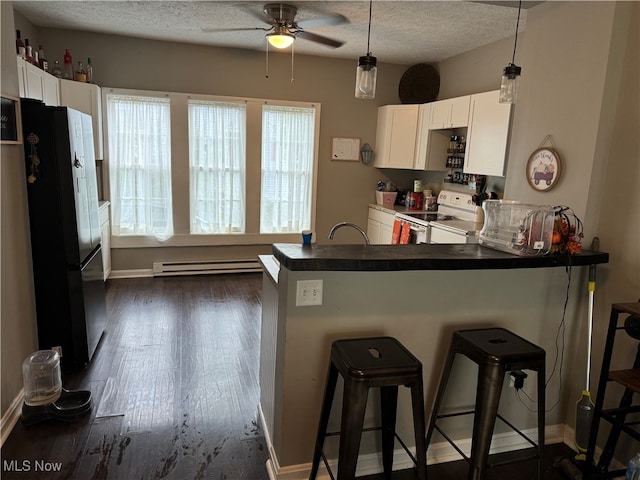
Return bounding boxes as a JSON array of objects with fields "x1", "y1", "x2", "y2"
[{"x1": 110, "y1": 233, "x2": 306, "y2": 249}]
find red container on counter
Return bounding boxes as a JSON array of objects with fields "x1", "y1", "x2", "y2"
[{"x1": 406, "y1": 192, "x2": 424, "y2": 210}]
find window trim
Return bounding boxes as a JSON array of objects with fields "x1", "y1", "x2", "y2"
[{"x1": 103, "y1": 88, "x2": 320, "y2": 248}]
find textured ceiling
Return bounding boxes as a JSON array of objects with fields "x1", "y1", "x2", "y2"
[{"x1": 13, "y1": 1, "x2": 537, "y2": 66}]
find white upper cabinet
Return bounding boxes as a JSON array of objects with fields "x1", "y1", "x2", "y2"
[
  {"x1": 17, "y1": 57, "x2": 60, "y2": 106},
  {"x1": 60, "y1": 79, "x2": 104, "y2": 160},
  {"x1": 428, "y1": 96, "x2": 471, "y2": 129},
  {"x1": 374, "y1": 104, "x2": 419, "y2": 169},
  {"x1": 414, "y1": 103, "x2": 448, "y2": 171},
  {"x1": 464, "y1": 90, "x2": 512, "y2": 176}
]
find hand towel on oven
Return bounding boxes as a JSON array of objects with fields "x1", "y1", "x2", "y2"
[
  {"x1": 400, "y1": 222, "x2": 411, "y2": 244},
  {"x1": 392, "y1": 220, "x2": 402, "y2": 245}
]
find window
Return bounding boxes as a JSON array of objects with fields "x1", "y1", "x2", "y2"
[
  {"x1": 106, "y1": 94, "x2": 173, "y2": 240},
  {"x1": 189, "y1": 100, "x2": 246, "y2": 234},
  {"x1": 104, "y1": 89, "x2": 320, "y2": 247},
  {"x1": 261, "y1": 105, "x2": 316, "y2": 233}
]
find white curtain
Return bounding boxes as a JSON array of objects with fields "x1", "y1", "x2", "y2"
[
  {"x1": 188, "y1": 100, "x2": 246, "y2": 234},
  {"x1": 106, "y1": 94, "x2": 173, "y2": 240},
  {"x1": 260, "y1": 105, "x2": 315, "y2": 233}
]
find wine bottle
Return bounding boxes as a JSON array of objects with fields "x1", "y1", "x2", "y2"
[
  {"x1": 62, "y1": 48, "x2": 73, "y2": 79},
  {"x1": 86, "y1": 57, "x2": 93, "y2": 83},
  {"x1": 16, "y1": 30, "x2": 25, "y2": 58},
  {"x1": 38, "y1": 45, "x2": 48, "y2": 72}
]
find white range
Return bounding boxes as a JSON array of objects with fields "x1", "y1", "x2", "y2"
[{"x1": 396, "y1": 189, "x2": 485, "y2": 244}]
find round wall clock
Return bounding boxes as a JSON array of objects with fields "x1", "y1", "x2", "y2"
[{"x1": 526, "y1": 147, "x2": 562, "y2": 191}]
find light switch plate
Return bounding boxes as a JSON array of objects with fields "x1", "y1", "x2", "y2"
[{"x1": 296, "y1": 280, "x2": 323, "y2": 306}]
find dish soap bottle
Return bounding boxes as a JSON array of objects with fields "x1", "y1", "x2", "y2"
[{"x1": 626, "y1": 452, "x2": 640, "y2": 480}]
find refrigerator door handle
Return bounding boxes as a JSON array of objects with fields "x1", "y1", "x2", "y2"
[{"x1": 80, "y1": 244, "x2": 102, "y2": 271}]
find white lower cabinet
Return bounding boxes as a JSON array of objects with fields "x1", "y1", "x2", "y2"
[
  {"x1": 99, "y1": 202, "x2": 111, "y2": 280},
  {"x1": 367, "y1": 207, "x2": 396, "y2": 245}
]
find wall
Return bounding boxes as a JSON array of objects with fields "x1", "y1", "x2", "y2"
[
  {"x1": 0, "y1": 2, "x2": 39, "y2": 424},
  {"x1": 439, "y1": 0, "x2": 640, "y2": 460}
]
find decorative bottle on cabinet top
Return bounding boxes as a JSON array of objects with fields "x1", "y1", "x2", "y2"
[
  {"x1": 75, "y1": 61, "x2": 87, "y2": 82},
  {"x1": 63, "y1": 48, "x2": 73, "y2": 79},
  {"x1": 16, "y1": 30, "x2": 25, "y2": 58}
]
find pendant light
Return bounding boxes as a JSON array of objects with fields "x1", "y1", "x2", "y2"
[
  {"x1": 355, "y1": 0, "x2": 377, "y2": 99},
  {"x1": 499, "y1": 0, "x2": 523, "y2": 104}
]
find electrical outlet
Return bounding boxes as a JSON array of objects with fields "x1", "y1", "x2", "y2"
[{"x1": 296, "y1": 280, "x2": 323, "y2": 306}]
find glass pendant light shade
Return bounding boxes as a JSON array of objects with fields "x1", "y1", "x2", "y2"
[
  {"x1": 355, "y1": 55, "x2": 377, "y2": 99},
  {"x1": 267, "y1": 26, "x2": 295, "y2": 49},
  {"x1": 499, "y1": 63, "x2": 522, "y2": 104}
]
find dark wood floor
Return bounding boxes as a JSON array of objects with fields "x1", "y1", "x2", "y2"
[
  {"x1": 3, "y1": 273, "x2": 587, "y2": 480},
  {"x1": 2, "y1": 274, "x2": 270, "y2": 480}
]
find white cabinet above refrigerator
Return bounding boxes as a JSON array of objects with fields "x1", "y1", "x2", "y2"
[{"x1": 60, "y1": 79, "x2": 103, "y2": 160}]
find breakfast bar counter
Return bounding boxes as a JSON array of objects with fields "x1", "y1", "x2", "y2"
[
  {"x1": 259, "y1": 244, "x2": 609, "y2": 479},
  {"x1": 272, "y1": 243, "x2": 608, "y2": 272}
]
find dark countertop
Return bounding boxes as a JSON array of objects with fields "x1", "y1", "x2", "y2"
[{"x1": 272, "y1": 243, "x2": 609, "y2": 272}]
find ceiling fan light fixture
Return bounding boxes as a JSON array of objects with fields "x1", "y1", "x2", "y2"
[
  {"x1": 267, "y1": 26, "x2": 295, "y2": 49},
  {"x1": 355, "y1": 54, "x2": 377, "y2": 99}
]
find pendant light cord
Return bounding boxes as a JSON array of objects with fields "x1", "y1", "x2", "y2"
[
  {"x1": 366, "y1": 0, "x2": 373, "y2": 55},
  {"x1": 511, "y1": 0, "x2": 522, "y2": 64}
]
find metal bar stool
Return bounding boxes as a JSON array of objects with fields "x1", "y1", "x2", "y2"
[
  {"x1": 425, "y1": 328, "x2": 546, "y2": 480},
  {"x1": 309, "y1": 336, "x2": 427, "y2": 480}
]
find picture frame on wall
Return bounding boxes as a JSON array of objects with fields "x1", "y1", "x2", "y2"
[
  {"x1": 526, "y1": 147, "x2": 562, "y2": 191},
  {"x1": 331, "y1": 137, "x2": 360, "y2": 161},
  {"x1": 1, "y1": 95, "x2": 22, "y2": 145}
]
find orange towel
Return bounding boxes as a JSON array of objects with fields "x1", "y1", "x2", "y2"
[
  {"x1": 400, "y1": 222, "x2": 411, "y2": 244},
  {"x1": 391, "y1": 220, "x2": 402, "y2": 245}
]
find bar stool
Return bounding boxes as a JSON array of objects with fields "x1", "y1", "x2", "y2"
[
  {"x1": 309, "y1": 336, "x2": 427, "y2": 480},
  {"x1": 426, "y1": 328, "x2": 546, "y2": 480}
]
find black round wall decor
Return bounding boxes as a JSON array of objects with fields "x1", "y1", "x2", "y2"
[{"x1": 398, "y1": 63, "x2": 440, "y2": 104}]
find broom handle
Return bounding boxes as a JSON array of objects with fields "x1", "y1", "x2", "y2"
[{"x1": 586, "y1": 238, "x2": 599, "y2": 391}]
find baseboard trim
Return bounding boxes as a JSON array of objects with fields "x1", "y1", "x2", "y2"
[
  {"x1": 262, "y1": 421, "x2": 565, "y2": 480},
  {"x1": 108, "y1": 269, "x2": 154, "y2": 279},
  {"x1": 1, "y1": 389, "x2": 24, "y2": 447}
]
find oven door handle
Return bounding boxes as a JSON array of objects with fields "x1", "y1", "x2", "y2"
[{"x1": 429, "y1": 222, "x2": 472, "y2": 236}]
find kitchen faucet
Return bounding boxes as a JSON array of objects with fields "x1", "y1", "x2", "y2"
[{"x1": 328, "y1": 222, "x2": 370, "y2": 245}]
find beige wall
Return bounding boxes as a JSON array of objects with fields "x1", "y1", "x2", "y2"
[{"x1": 1, "y1": 2, "x2": 39, "y2": 419}]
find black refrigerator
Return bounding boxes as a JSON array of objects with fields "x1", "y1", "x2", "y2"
[{"x1": 21, "y1": 98, "x2": 107, "y2": 370}]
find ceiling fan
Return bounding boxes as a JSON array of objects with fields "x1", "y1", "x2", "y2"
[{"x1": 202, "y1": 3, "x2": 349, "y2": 50}]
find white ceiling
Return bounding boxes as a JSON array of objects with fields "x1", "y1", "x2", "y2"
[{"x1": 13, "y1": 1, "x2": 538, "y2": 66}]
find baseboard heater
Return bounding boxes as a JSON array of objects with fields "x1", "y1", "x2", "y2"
[{"x1": 152, "y1": 259, "x2": 263, "y2": 276}]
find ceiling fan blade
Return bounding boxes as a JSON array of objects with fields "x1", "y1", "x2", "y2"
[
  {"x1": 234, "y1": 2, "x2": 272, "y2": 24},
  {"x1": 202, "y1": 26, "x2": 270, "y2": 33},
  {"x1": 296, "y1": 31, "x2": 344, "y2": 49},
  {"x1": 296, "y1": 13, "x2": 349, "y2": 30}
]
